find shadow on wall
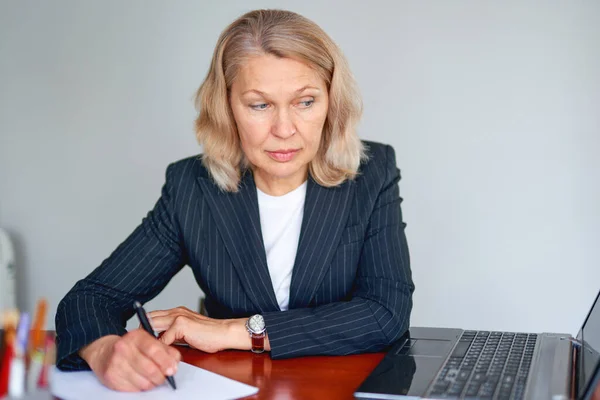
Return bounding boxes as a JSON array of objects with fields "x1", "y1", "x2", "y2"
[{"x1": 3, "y1": 228, "x2": 31, "y2": 313}]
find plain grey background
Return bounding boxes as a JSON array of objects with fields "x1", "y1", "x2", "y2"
[{"x1": 1, "y1": 1, "x2": 599, "y2": 334}]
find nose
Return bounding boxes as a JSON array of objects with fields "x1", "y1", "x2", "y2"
[{"x1": 271, "y1": 108, "x2": 296, "y2": 138}]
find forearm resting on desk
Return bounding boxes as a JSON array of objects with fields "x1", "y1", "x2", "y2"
[
  {"x1": 148, "y1": 307, "x2": 271, "y2": 352},
  {"x1": 159, "y1": 318, "x2": 272, "y2": 352}
]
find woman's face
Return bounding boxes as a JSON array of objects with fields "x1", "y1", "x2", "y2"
[{"x1": 229, "y1": 54, "x2": 329, "y2": 192}]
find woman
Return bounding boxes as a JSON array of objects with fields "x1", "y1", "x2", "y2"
[{"x1": 55, "y1": 9, "x2": 415, "y2": 392}]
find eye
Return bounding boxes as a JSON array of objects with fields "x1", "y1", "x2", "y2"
[
  {"x1": 250, "y1": 103, "x2": 269, "y2": 111},
  {"x1": 298, "y1": 99, "x2": 314, "y2": 108}
]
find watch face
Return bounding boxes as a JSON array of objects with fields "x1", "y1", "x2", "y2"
[{"x1": 249, "y1": 315, "x2": 265, "y2": 333}]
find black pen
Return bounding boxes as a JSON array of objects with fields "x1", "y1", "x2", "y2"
[{"x1": 133, "y1": 301, "x2": 177, "y2": 390}]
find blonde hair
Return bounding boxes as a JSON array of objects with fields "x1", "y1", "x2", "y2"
[{"x1": 195, "y1": 9, "x2": 366, "y2": 192}]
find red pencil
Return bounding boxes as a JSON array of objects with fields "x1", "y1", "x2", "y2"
[
  {"x1": 37, "y1": 334, "x2": 56, "y2": 389},
  {"x1": 0, "y1": 342, "x2": 13, "y2": 397},
  {"x1": 0, "y1": 310, "x2": 18, "y2": 397}
]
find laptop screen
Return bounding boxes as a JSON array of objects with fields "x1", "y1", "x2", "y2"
[{"x1": 577, "y1": 290, "x2": 600, "y2": 397}]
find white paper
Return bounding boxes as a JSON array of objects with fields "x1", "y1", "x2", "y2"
[
  {"x1": 1, "y1": 390, "x2": 53, "y2": 400},
  {"x1": 50, "y1": 362, "x2": 258, "y2": 400}
]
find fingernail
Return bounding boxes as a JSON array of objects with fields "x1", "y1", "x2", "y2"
[{"x1": 166, "y1": 367, "x2": 174, "y2": 376}]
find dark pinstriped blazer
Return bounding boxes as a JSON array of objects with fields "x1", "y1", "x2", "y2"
[{"x1": 55, "y1": 140, "x2": 415, "y2": 370}]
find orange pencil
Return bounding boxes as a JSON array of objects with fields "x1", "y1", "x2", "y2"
[
  {"x1": 27, "y1": 298, "x2": 48, "y2": 391},
  {"x1": 29, "y1": 298, "x2": 48, "y2": 354}
]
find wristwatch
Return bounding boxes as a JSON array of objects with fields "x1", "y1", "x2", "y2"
[{"x1": 246, "y1": 314, "x2": 266, "y2": 353}]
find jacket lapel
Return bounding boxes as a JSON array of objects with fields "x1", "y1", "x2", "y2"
[
  {"x1": 196, "y1": 171, "x2": 280, "y2": 312},
  {"x1": 289, "y1": 177, "x2": 355, "y2": 309}
]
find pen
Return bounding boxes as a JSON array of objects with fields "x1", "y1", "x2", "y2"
[{"x1": 133, "y1": 301, "x2": 177, "y2": 390}]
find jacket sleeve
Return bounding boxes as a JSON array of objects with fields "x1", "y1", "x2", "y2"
[
  {"x1": 55, "y1": 164, "x2": 187, "y2": 370},
  {"x1": 262, "y1": 145, "x2": 415, "y2": 359}
]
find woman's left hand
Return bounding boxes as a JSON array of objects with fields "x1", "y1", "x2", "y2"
[{"x1": 147, "y1": 307, "x2": 250, "y2": 353}]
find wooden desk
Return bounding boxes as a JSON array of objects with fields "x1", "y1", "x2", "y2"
[{"x1": 180, "y1": 347, "x2": 385, "y2": 400}]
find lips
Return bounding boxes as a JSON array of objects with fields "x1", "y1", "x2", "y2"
[{"x1": 266, "y1": 149, "x2": 299, "y2": 162}]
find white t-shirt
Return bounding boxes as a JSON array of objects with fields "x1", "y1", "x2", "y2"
[{"x1": 256, "y1": 181, "x2": 307, "y2": 311}]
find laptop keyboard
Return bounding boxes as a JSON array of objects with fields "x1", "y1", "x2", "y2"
[{"x1": 426, "y1": 330, "x2": 537, "y2": 399}]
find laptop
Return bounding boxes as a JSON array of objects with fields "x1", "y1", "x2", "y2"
[{"x1": 355, "y1": 289, "x2": 600, "y2": 399}]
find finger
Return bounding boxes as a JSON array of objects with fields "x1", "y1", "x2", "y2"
[
  {"x1": 101, "y1": 362, "x2": 138, "y2": 392},
  {"x1": 149, "y1": 307, "x2": 210, "y2": 321},
  {"x1": 120, "y1": 360, "x2": 156, "y2": 391},
  {"x1": 129, "y1": 347, "x2": 167, "y2": 387},
  {"x1": 147, "y1": 309, "x2": 171, "y2": 318},
  {"x1": 159, "y1": 317, "x2": 187, "y2": 347},
  {"x1": 159, "y1": 326, "x2": 178, "y2": 347},
  {"x1": 136, "y1": 334, "x2": 180, "y2": 376},
  {"x1": 103, "y1": 353, "x2": 151, "y2": 392},
  {"x1": 103, "y1": 370, "x2": 139, "y2": 392},
  {"x1": 167, "y1": 346, "x2": 182, "y2": 363},
  {"x1": 147, "y1": 308, "x2": 184, "y2": 318},
  {"x1": 156, "y1": 332, "x2": 184, "y2": 355},
  {"x1": 146, "y1": 315, "x2": 176, "y2": 332}
]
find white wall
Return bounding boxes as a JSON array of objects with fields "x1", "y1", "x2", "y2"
[{"x1": 1, "y1": 1, "x2": 598, "y2": 334}]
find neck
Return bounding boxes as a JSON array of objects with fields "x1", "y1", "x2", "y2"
[{"x1": 253, "y1": 168, "x2": 308, "y2": 196}]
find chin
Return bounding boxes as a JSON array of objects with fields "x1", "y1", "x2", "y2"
[
  {"x1": 263, "y1": 162, "x2": 306, "y2": 181},
  {"x1": 268, "y1": 168, "x2": 302, "y2": 181}
]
